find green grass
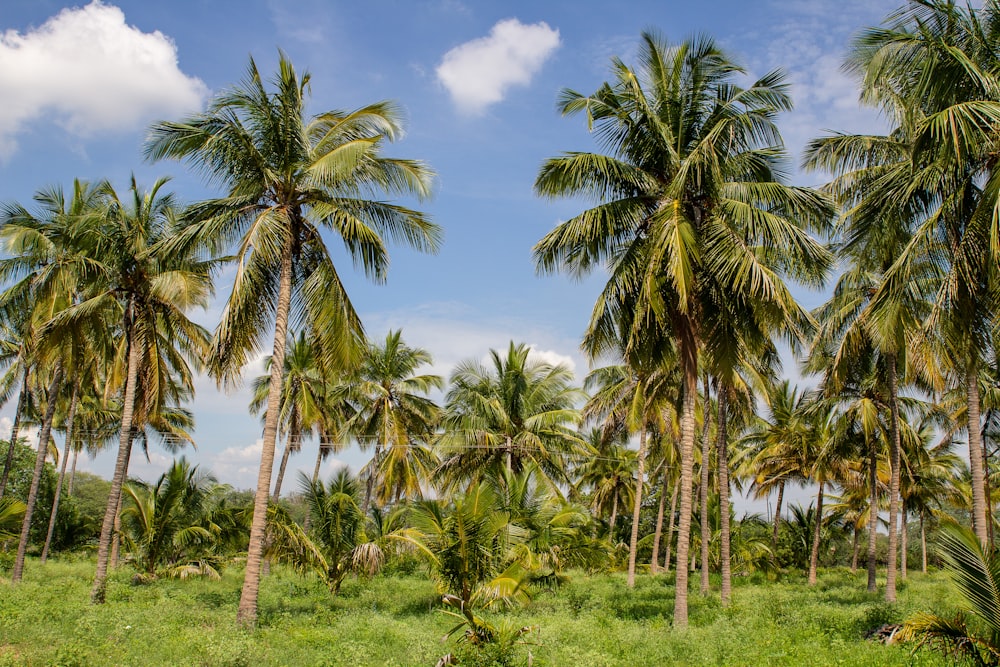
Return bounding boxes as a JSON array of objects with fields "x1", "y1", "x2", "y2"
[{"x1": 0, "y1": 560, "x2": 959, "y2": 666}]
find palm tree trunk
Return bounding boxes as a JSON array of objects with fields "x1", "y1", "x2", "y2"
[
  {"x1": 42, "y1": 381, "x2": 79, "y2": 562},
  {"x1": 664, "y1": 482, "x2": 678, "y2": 572},
  {"x1": 717, "y1": 388, "x2": 731, "y2": 606},
  {"x1": 920, "y1": 511, "x2": 927, "y2": 574},
  {"x1": 626, "y1": 426, "x2": 648, "y2": 588},
  {"x1": 68, "y1": 445, "x2": 80, "y2": 495},
  {"x1": 700, "y1": 372, "x2": 711, "y2": 595},
  {"x1": 0, "y1": 364, "x2": 30, "y2": 498},
  {"x1": 305, "y1": 434, "x2": 327, "y2": 534},
  {"x1": 673, "y1": 354, "x2": 698, "y2": 629},
  {"x1": 608, "y1": 492, "x2": 618, "y2": 540},
  {"x1": 92, "y1": 329, "x2": 140, "y2": 604},
  {"x1": 886, "y1": 355, "x2": 902, "y2": 603},
  {"x1": 867, "y1": 436, "x2": 878, "y2": 593},
  {"x1": 237, "y1": 235, "x2": 294, "y2": 627},
  {"x1": 808, "y1": 482, "x2": 824, "y2": 586},
  {"x1": 651, "y1": 471, "x2": 668, "y2": 575},
  {"x1": 851, "y1": 524, "x2": 859, "y2": 574},
  {"x1": 967, "y1": 364, "x2": 989, "y2": 547},
  {"x1": 772, "y1": 480, "x2": 785, "y2": 552},
  {"x1": 362, "y1": 440, "x2": 383, "y2": 516},
  {"x1": 900, "y1": 499, "x2": 907, "y2": 580},
  {"x1": 272, "y1": 434, "x2": 294, "y2": 502},
  {"x1": 12, "y1": 362, "x2": 63, "y2": 582}
]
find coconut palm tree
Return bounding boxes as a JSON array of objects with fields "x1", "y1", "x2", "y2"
[
  {"x1": 146, "y1": 54, "x2": 440, "y2": 625},
  {"x1": 437, "y1": 342, "x2": 585, "y2": 492},
  {"x1": 249, "y1": 330, "x2": 327, "y2": 501},
  {"x1": 533, "y1": 32, "x2": 831, "y2": 626},
  {"x1": 343, "y1": 330, "x2": 441, "y2": 512},
  {"x1": 573, "y1": 427, "x2": 636, "y2": 542},
  {"x1": 845, "y1": 0, "x2": 1000, "y2": 548}
]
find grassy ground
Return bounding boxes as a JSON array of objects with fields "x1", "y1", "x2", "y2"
[{"x1": 0, "y1": 559, "x2": 959, "y2": 666}]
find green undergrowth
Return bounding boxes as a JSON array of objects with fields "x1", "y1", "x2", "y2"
[{"x1": 0, "y1": 560, "x2": 958, "y2": 666}]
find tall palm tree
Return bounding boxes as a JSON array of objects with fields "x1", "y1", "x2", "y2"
[
  {"x1": 343, "y1": 330, "x2": 441, "y2": 512},
  {"x1": 33, "y1": 177, "x2": 214, "y2": 602},
  {"x1": 146, "y1": 54, "x2": 440, "y2": 625},
  {"x1": 845, "y1": 0, "x2": 1000, "y2": 547},
  {"x1": 533, "y1": 32, "x2": 831, "y2": 626},
  {"x1": 437, "y1": 342, "x2": 585, "y2": 492}
]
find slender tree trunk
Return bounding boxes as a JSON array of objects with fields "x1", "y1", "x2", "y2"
[
  {"x1": 868, "y1": 437, "x2": 878, "y2": 593},
  {"x1": 111, "y1": 433, "x2": 135, "y2": 570},
  {"x1": 12, "y1": 362, "x2": 63, "y2": 582},
  {"x1": 808, "y1": 481, "x2": 824, "y2": 586},
  {"x1": 626, "y1": 426, "x2": 648, "y2": 588},
  {"x1": 851, "y1": 524, "x2": 859, "y2": 574},
  {"x1": 608, "y1": 493, "x2": 618, "y2": 541},
  {"x1": 920, "y1": 511, "x2": 927, "y2": 574},
  {"x1": 772, "y1": 480, "x2": 784, "y2": 552},
  {"x1": 673, "y1": 356, "x2": 698, "y2": 628},
  {"x1": 968, "y1": 363, "x2": 989, "y2": 547},
  {"x1": 92, "y1": 325, "x2": 141, "y2": 603},
  {"x1": 237, "y1": 235, "x2": 294, "y2": 627},
  {"x1": 68, "y1": 446, "x2": 80, "y2": 496},
  {"x1": 305, "y1": 434, "x2": 327, "y2": 534},
  {"x1": 272, "y1": 435, "x2": 294, "y2": 502},
  {"x1": 0, "y1": 365, "x2": 30, "y2": 498},
  {"x1": 651, "y1": 471, "x2": 668, "y2": 575},
  {"x1": 886, "y1": 356, "x2": 902, "y2": 603},
  {"x1": 664, "y1": 482, "x2": 678, "y2": 572},
  {"x1": 900, "y1": 499, "x2": 907, "y2": 580},
  {"x1": 42, "y1": 382, "x2": 79, "y2": 562},
  {"x1": 717, "y1": 389, "x2": 731, "y2": 606},
  {"x1": 700, "y1": 373, "x2": 711, "y2": 595},
  {"x1": 362, "y1": 439, "x2": 384, "y2": 517}
]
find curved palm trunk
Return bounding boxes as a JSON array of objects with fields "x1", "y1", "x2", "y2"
[
  {"x1": 967, "y1": 364, "x2": 989, "y2": 547},
  {"x1": 110, "y1": 438, "x2": 133, "y2": 570},
  {"x1": 41, "y1": 382, "x2": 79, "y2": 562},
  {"x1": 12, "y1": 362, "x2": 63, "y2": 582},
  {"x1": 673, "y1": 356, "x2": 698, "y2": 628},
  {"x1": 808, "y1": 481, "x2": 824, "y2": 586},
  {"x1": 237, "y1": 236, "x2": 294, "y2": 627},
  {"x1": 626, "y1": 427, "x2": 648, "y2": 588},
  {"x1": 867, "y1": 437, "x2": 878, "y2": 592},
  {"x1": 92, "y1": 334, "x2": 140, "y2": 603},
  {"x1": 651, "y1": 470, "x2": 668, "y2": 575},
  {"x1": 664, "y1": 482, "x2": 678, "y2": 572},
  {"x1": 886, "y1": 356, "x2": 902, "y2": 602},
  {"x1": 717, "y1": 389, "x2": 731, "y2": 605},
  {"x1": 700, "y1": 373, "x2": 712, "y2": 595},
  {"x1": 273, "y1": 404, "x2": 300, "y2": 501},
  {"x1": 0, "y1": 365, "x2": 30, "y2": 498}
]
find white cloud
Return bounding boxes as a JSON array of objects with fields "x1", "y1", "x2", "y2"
[
  {"x1": 436, "y1": 18, "x2": 560, "y2": 114},
  {"x1": 525, "y1": 345, "x2": 576, "y2": 373},
  {"x1": 0, "y1": 1, "x2": 207, "y2": 158}
]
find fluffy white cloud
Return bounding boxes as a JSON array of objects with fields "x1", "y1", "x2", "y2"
[
  {"x1": 436, "y1": 18, "x2": 560, "y2": 114},
  {"x1": 0, "y1": 1, "x2": 207, "y2": 158}
]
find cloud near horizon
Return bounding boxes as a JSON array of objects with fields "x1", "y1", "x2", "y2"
[
  {"x1": 436, "y1": 18, "x2": 560, "y2": 114},
  {"x1": 0, "y1": 1, "x2": 207, "y2": 158}
]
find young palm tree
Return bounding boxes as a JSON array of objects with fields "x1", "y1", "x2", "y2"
[
  {"x1": 343, "y1": 330, "x2": 442, "y2": 512},
  {"x1": 437, "y1": 342, "x2": 585, "y2": 492},
  {"x1": 533, "y1": 32, "x2": 831, "y2": 626},
  {"x1": 249, "y1": 331, "x2": 327, "y2": 501},
  {"x1": 146, "y1": 54, "x2": 440, "y2": 625}
]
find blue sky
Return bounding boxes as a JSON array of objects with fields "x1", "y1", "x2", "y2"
[{"x1": 0, "y1": 0, "x2": 895, "y2": 500}]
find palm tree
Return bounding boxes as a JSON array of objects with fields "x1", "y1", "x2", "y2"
[
  {"x1": 146, "y1": 54, "x2": 440, "y2": 625},
  {"x1": 846, "y1": 0, "x2": 1000, "y2": 548},
  {"x1": 437, "y1": 342, "x2": 585, "y2": 491},
  {"x1": 249, "y1": 331, "x2": 327, "y2": 501},
  {"x1": 573, "y1": 427, "x2": 636, "y2": 542},
  {"x1": 533, "y1": 32, "x2": 831, "y2": 626},
  {"x1": 343, "y1": 330, "x2": 441, "y2": 512},
  {"x1": 32, "y1": 177, "x2": 214, "y2": 602}
]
